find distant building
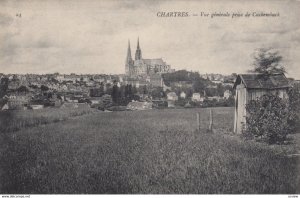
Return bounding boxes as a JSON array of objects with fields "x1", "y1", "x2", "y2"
[
  {"x1": 180, "y1": 91, "x2": 186, "y2": 99},
  {"x1": 167, "y1": 92, "x2": 178, "y2": 101},
  {"x1": 192, "y1": 93, "x2": 201, "y2": 102},
  {"x1": 7, "y1": 96, "x2": 29, "y2": 110},
  {"x1": 167, "y1": 92, "x2": 178, "y2": 108},
  {"x1": 223, "y1": 90, "x2": 232, "y2": 99},
  {"x1": 125, "y1": 38, "x2": 173, "y2": 77},
  {"x1": 56, "y1": 75, "x2": 65, "y2": 82}
]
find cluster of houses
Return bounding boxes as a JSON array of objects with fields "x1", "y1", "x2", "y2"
[
  {"x1": 200, "y1": 73, "x2": 236, "y2": 86},
  {"x1": 165, "y1": 90, "x2": 232, "y2": 108},
  {"x1": 0, "y1": 73, "x2": 117, "y2": 110},
  {"x1": 0, "y1": 72, "x2": 236, "y2": 111}
]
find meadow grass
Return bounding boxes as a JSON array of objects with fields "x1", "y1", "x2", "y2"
[
  {"x1": 0, "y1": 105, "x2": 96, "y2": 132},
  {"x1": 0, "y1": 107, "x2": 299, "y2": 193}
]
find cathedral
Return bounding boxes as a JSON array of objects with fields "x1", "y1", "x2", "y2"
[{"x1": 125, "y1": 38, "x2": 173, "y2": 77}]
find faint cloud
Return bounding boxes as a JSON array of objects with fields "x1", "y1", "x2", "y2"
[
  {"x1": 0, "y1": 33, "x2": 18, "y2": 58},
  {"x1": 220, "y1": 32, "x2": 263, "y2": 43},
  {"x1": 26, "y1": 37, "x2": 57, "y2": 49},
  {"x1": 208, "y1": 23, "x2": 221, "y2": 30},
  {"x1": 0, "y1": 13, "x2": 14, "y2": 27}
]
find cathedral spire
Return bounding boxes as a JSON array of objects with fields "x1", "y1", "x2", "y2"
[
  {"x1": 125, "y1": 39, "x2": 133, "y2": 76},
  {"x1": 137, "y1": 37, "x2": 140, "y2": 49},
  {"x1": 135, "y1": 37, "x2": 142, "y2": 60},
  {"x1": 126, "y1": 40, "x2": 132, "y2": 62}
]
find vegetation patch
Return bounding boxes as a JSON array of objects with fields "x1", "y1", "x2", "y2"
[
  {"x1": 0, "y1": 105, "x2": 96, "y2": 133},
  {"x1": 0, "y1": 107, "x2": 298, "y2": 194}
]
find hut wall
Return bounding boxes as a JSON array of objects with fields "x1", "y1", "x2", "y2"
[
  {"x1": 247, "y1": 89, "x2": 289, "y2": 101},
  {"x1": 234, "y1": 83, "x2": 247, "y2": 134}
]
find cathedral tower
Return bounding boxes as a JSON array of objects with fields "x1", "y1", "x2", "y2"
[
  {"x1": 135, "y1": 37, "x2": 142, "y2": 60},
  {"x1": 125, "y1": 40, "x2": 133, "y2": 75}
]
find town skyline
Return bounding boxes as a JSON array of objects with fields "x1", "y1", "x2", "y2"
[{"x1": 0, "y1": 0, "x2": 300, "y2": 79}]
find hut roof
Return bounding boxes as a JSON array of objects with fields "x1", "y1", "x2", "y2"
[{"x1": 233, "y1": 73, "x2": 291, "y2": 89}]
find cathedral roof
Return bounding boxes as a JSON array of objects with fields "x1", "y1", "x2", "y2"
[{"x1": 142, "y1": 58, "x2": 167, "y2": 66}]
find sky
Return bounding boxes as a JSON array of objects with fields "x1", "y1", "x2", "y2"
[{"x1": 0, "y1": 0, "x2": 299, "y2": 79}]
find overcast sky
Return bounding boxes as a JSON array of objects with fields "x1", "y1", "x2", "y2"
[{"x1": 0, "y1": 0, "x2": 299, "y2": 78}]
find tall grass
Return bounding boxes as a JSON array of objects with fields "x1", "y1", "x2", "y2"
[
  {"x1": 0, "y1": 105, "x2": 96, "y2": 132},
  {"x1": 0, "y1": 107, "x2": 299, "y2": 193}
]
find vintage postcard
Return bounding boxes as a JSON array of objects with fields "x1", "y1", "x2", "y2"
[{"x1": 0, "y1": 0, "x2": 299, "y2": 196}]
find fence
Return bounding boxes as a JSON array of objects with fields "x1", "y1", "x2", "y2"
[{"x1": 196, "y1": 108, "x2": 214, "y2": 133}]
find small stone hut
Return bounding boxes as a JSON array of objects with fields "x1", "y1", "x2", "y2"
[{"x1": 233, "y1": 73, "x2": 291, "y2": 134}]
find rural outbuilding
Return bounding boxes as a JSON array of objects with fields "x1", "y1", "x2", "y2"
[
  {"x1": 192, "y1": 93, "x2": 201, "y2": 102},
  {"x1": 166, "y1": 92, "x2": 178, "y2": 108},
  {"x1": 233, "y1": 73, "x2": 291, "y2": 134}
]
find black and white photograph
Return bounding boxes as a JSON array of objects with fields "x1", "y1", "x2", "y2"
[{"x1": 0, "y1": 0, "x2": 299, "y2": 196}]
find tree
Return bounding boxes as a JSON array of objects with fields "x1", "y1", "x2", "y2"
[
  {"x1": 17, "y1": 85, "x2": 29, "y2": 93},
  {"x1": 132, "y1": 85, "x2": 137, "y2": 95},
  {"x1": 111, "y1": 84, "x2": 119, "y2": 104},
  {"x1": 102, "y1": 94, "x2": 113, "y2": 108},
  {"x1": 250, "y1": 48, "x2": 286, "y2": 75},
  {"x1": 105, "y1": 83, "x2": 112, "y2": 95},
  {"x1": 127, "y1": 84, "x2": 133, "y2": 100},
  {"x1": 193, "y1": 80, "x2": 205, "y2": 93},
  {"x1": 29, "y1": 84, "x2": 39, "y2": 89},
  {"x1": 0, "y1": 78, "x2": 9, "y2": 98},
  {"x1": 124, "y1": 84, "x2": 129, "y2": 98},
  {"x1": 41, "y1": 85, "x2": 49, "y2": 92},
  {"x1": 216, "y1": 83, "x2": 224, "y2": 97},
  {"x1": 142, "y1": 85, "x2": 148, "y2": 94},
  {"x1": 150, "y1": 87, "x2": 164, "y2": 99}
]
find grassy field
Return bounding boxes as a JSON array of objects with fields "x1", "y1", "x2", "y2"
[
  {"x1": 0, "y1": 107, "x2": 299, "y2": 194},
  {"x1": 0, "y1": 105, "x2": 96, "y2": 132}
]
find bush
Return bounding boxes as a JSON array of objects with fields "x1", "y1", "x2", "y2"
[
  {"x1": 243, "y1": 93, "x2": 290, "y2": 144},
  {"x1": 102, "y1": 94, "x2": 113, "y2": 108},
  {"x1": 287, "y1": 86, "x2": 300, "y2": 133},
  {"x1": 175, "y1": 99, "x2": 188, "y2": 107}
]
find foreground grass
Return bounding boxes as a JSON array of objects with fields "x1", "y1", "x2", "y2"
[{"x1": 0, "y1": 107, "x2": 299, "y2": 193}]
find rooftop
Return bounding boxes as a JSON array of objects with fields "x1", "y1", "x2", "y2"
[{"x1": 233, "y1": 73, "x2": 291, "y2": 89}]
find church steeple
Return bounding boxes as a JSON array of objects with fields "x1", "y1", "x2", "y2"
[
  {"x1": 135, "y1": 37, "x2": 142, "y2": 60},
  {"x1": 126, "y1": 40, "x2": 132, "y2": 63},
  {"x1": 125, "y1": 40, "x2": 133, "y2": 76},
  {"x1": 137, "y1": 37, "x2": 140, "y2": 49}
]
